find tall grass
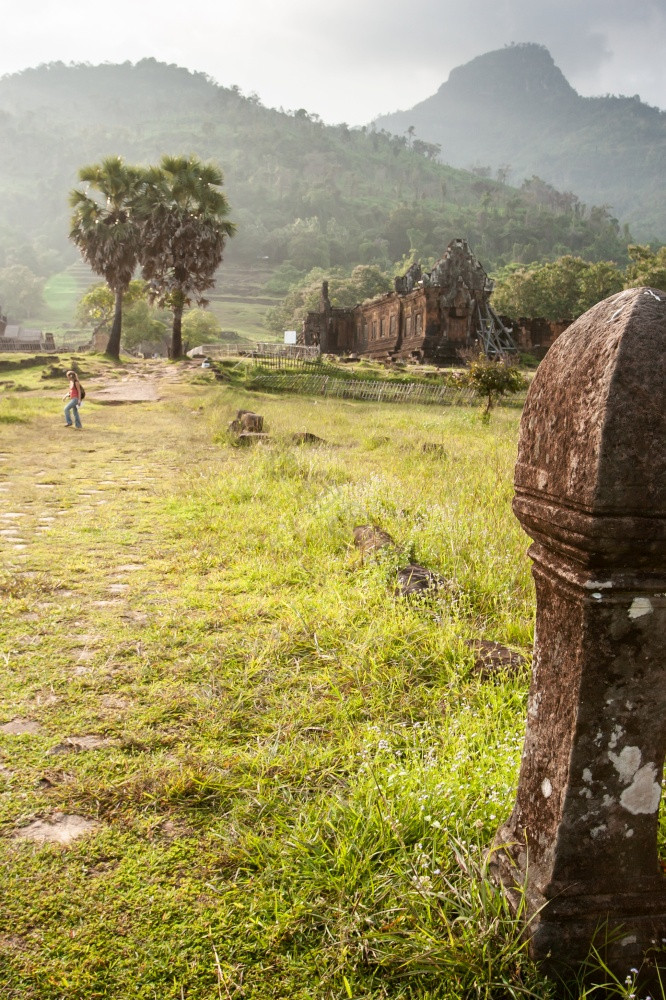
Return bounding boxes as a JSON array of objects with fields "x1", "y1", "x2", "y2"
[{"x1": 0, "y1": 366, "x2": 659, "y2": 998}]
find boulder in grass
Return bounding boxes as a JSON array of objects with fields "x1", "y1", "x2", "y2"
[
  {"x1": 396, "y1": 563, "x2": 449, "y2": 596},
  {"x1": 353, "y1": 525, "x2": 396, "y2": 557},
  {"x1": 229, "y1": 410, "x2": 264, "y2": 434},
  {"x1": 237, "y1": 432, "x2": 269, "y2": 446},
  {"x1": 292, "y1": 432, "x2": 326, "y2": 445},
  {"x1": 465, "y1": 639, "x2": 527, "y2": 679}
]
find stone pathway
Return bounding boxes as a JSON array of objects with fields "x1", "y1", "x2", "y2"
[{"x1": 0, "y1": 359, "x2": 212, "y2": 843}]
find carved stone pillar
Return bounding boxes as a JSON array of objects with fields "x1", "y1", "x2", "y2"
[{"x1": 490, "y1": 288, "x2": 666, "y2": 976}]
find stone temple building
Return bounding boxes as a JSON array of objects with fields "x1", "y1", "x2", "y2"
[
  {"x1": 300, "y1": 238, "x2": 516, "y2": 363},
  {"x1": 0, "y1": 308, "x2": 54, "y2": 352}
]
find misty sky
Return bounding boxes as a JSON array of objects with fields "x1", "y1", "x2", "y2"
[{"x1": 6, "y1": 0, "x2": 666, "y2": 122}]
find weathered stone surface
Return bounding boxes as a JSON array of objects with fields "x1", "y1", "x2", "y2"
[
  {"x1": 301, "y1": 238, "x2": 514, "y2": 362},
  {"x1": 236, "y1": 432, "x2": 269, "y2": 446},
  {"x1": 229, "y1": 410, "x2": 264, "y2": 434},
  {"x1": 14, "y1": 813, "x2": 99, "y2": 844},
  {"x1": 353, "y1": 525, "x2": 395, "y2": 556},
  {"x1": 396, "y1": 563, "x2": 448, "y2": 596},
  {"x1": 291, "y1": 432, "x2": 326, "y2": 445},
  {"x1": 47, "y1": 735, "x2": 114, "y2": 755},
  {"x1": 490, "y1": 287, "x2": 666, "y2": 979},
  {"x1": 1, "y1": 719, "x2": 42, "y2": 735},
  {"x1": 465, "y1": 639, "x2": 526, "y2": 678}
]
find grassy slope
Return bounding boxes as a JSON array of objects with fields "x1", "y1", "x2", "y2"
[{"x1": 0, "y1": 360, "x2": 643, "y2": 999}]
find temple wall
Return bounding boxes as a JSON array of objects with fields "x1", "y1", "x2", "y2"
[{"x1": 506, "y1": 317, "x2": 572, "y2": 357}]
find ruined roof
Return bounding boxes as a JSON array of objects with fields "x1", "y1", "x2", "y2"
[
  {"x1": 1, "y1": 325, "x2": 44, "y2": 342},
  {"x1": 394, "y1": 239, "x2": 493, "y2": 300}
]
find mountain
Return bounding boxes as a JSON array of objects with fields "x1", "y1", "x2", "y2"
[
  {"x1": 0, "y1": 58, "x2": 630, "y2": 300},
  {"x1": 373, "y1": 43, "x2": 666, "y2": 242}
]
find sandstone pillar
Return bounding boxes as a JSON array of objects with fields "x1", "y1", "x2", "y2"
[{"x1": 491, "y1": 288, "x2": 666, "y2": 976}]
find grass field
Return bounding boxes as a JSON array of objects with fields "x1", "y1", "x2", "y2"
[{"x1": 0, "y1": 359, "x2": 652, "y2": 999}]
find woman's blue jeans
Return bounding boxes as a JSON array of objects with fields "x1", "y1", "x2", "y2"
[{"x1": 64, "y1": 399, "x2": 82, "y2": 428}]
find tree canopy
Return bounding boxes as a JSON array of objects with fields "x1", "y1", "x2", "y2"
[
  {"x1": 624, "y1": 244, "x2": 666, "y2": 290},
  {"x1": 69, "y1": 154, "x2": 235, "y2": 359},
  {"x1": 69, "y1": 156, "x2": 144, "y2": 358},
  {"x1": 139, "y1": 155, "x2": 236, "y2": 358},
  {"x1": 492, "y1": 256, "x2": 624, "y2": 320},
  {"x1": 0, "y1": 264, "x2": 45, "y2": 321}
]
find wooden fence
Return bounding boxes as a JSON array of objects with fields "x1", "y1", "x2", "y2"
[
  {"x1": 247, "y1": 372, "x2": 477, "y2": 406},
  {"x1": 195, "y1": 342, "x2": 320, "y2": 362}
]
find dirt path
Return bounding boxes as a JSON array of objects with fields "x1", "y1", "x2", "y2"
[
  {"x1": 0, "y1": 359, "x2": 223, "y2": 843},
  {"x1": 85, "y1": 358, "x2": 204, "y2": 403}
]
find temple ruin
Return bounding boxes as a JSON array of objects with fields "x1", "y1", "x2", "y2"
[
  {"x1": 300, "y1": 239, "x2": 517, "y2": 363},
  {"x1": 0, "y1": 305, "x2": 54, "y2": 352}
]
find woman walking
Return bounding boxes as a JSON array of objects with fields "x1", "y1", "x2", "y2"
[{"x1": 63, "y1": 370, "x2": 83, "y2": 429}]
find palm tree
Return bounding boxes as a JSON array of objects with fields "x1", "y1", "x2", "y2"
[
  {"x1": 139, "y1": 155, "x2": 236, "y2": 359},
  {"x1": 69, "y1": 157, "x2": 144, "y2": 359}
]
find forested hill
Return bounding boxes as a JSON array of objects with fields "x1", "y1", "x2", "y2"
[
  {"x1": 0, "y1": 58, "x2": 630, "y2": 286},
  {"x1": 373, "y1": 43, "x2": 666, "y2": 242}
]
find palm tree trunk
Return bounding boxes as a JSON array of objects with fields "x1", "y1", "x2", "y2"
[
  {"x1": 171, "y1": 301, "x2": 184, "y2": 359},
  {"x1": 106, "y1": 288, "x2": 123, "y2": 360}
]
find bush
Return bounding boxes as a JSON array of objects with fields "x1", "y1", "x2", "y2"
[{"x1": 452, "y1": 352, "x2": 528, "y2": 420}]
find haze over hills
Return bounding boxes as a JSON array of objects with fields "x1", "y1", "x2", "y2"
[
  {"x1": 0, "y1": 57, "x2": 632, "y2": 314},
  {"x1": 373, "y1": 43, "x2": 666, "y2": 242}
]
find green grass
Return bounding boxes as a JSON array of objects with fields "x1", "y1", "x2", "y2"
[
  {"x1": 0, "y1": 360, "x2": 654, "y2": 999},
  {"x1": 207, "y1": 298, "x2": 276, "y2": 341}
]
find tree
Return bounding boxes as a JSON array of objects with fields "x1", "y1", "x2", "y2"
[
  {"x1": 181, "y1": 308, "x2": 221, "y2": 348},
  {"x1": 121, "y1": 300, "x2": 169, "y2": 354},
  {"x1": 75, "y1": 283, "x2": 115, "y2": 335},
  {"x1": 492, "y1": 256, "x2": 623, "y2": 320},
  {"x1": 69, "y1": 156, "x2": 144, "y2": 359},
  {"x1": 75, "y1": 280, "x2": 167, "y2": 352},
  {"x1": 624, "y1": 244, "x2": 666, "y2": 291},
  {"x1": 0, "y1": 264, "x2": 45, "y2": 321},
  {"x1": 454, "y1": 352, "x2": 527, "y2": 421},
  {"x1": 75, "y1": 280, "x2": 148, "y2": 336},
  {"x1": 139, "y1": 155, "x2": 236, "y2": 359}
]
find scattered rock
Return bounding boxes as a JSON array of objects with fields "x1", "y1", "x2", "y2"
[
  {"x1": 101, "y1": 695, "x2": 131, "y2": 710},
  {"x1": 1, "y1": 719, "x2": 42, "y2": 735},
  {"x1": 159, "y1": 818, "x2": 194, "y2": 840},
  {"x1": 353, "y1": 525, "x2": 396, "y2": 557},
  {"x1": 47, "y1": 734, "x2": 114, "y2": 755},
  {"x1": 236, "y1": 432, "x2": 269, "y2": 445},
  {"x1": 14, "y1": 813, "x2": 99, "y2": 844},
  {"x1": 229, "y1": 410, "x2": 264, "y2": 433},
  {"x1": 31, "y1": 690, "x2": 59, "y2": 707},
  {"x1": 119, "y1": 610, "x2": 149, "y2": 625},
  {"x1": 466, "y1": 639, "x2": 527, "y2": 678},
  {"x1": 396, "y1": 564, "x2": 449, "y2": 597},
  {"x1": 70, "y1": 634, "x2": 102, "y2": 647},
  {"x1": 291, "y1": 432, "x2": 326, "y2": 445}
]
